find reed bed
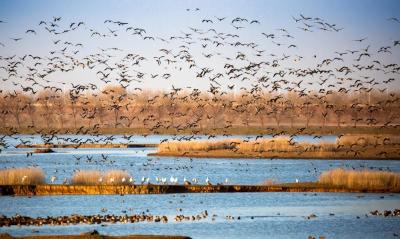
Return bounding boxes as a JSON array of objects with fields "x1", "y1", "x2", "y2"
[
  {"x1": 158, "y1": 139, "x2": 240, "y2": 152},
  {"x1": 70, "y1": 170, "x2": 102, "y2": 185},
  {"x1": 158, "y1": 137, "x2": 337, "y2": 154},
  {"x1": 103, "y1": 170, "x2": 131, "y2": 185},
  {"x1": 319, "y1": 168, "x2": 400, "y2": 191},
  {"x1": 71, "y1": 170, "x2": 132, "y2": 185},
  {"x1": 0, "y1": 167, "x2": 45, "y2": 185},
  {"x1": 155, "y1": 134, "x2": 400, "y2": 159},
  {"x1": 337, "y1": 134, "x2": 400, "y2": 147},
  {"x1": 260, "y1": 179, "x2": 277, "y2": 186}
]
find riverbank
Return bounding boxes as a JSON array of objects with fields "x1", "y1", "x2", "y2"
[{"x1": 0, "y1": 183, "x2": 398, "y2": 196}]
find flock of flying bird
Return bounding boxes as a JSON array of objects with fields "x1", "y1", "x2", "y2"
[{"x1": 0, "y1": 9, "x2": 400, "y2": 183}]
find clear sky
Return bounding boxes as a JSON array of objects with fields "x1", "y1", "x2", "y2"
[{"x1": 0, "y1": 0, "x2": 399, "y2": 93}]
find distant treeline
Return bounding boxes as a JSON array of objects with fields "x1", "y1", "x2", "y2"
[{"x1": 0, "y1": 85, "x2": 399, "y2": 134}]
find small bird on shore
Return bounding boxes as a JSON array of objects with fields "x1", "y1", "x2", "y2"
[{"x1": 206, "y1": 177, "x2": 211, "y2": 185}]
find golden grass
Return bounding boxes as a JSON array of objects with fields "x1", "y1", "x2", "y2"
[
  {"x1": 158, "y1": 137, "x2": 337, "y2": 154},
  {"x1": 155, "y1": 134, "x2": 400, "y2": 159},
  {"x1": 319, "y1": 168, "x2": 400, "y2": 191},
  {"x1": 158, "y1": 139, "x2": 240, "y2": 152},
  {"x1": 71, "y1": 170, "x2": 132, "y2": 185},
  {"x1": 337, "y1": 134, "x2": 400, "y2": 146},
  {"x1": 260, "y1": 179, "x2": 277, "y2": 186},
  {"x1": 71, "y1": 170, "x2": 102, "y2": 185},
  {"x1": 0, "y1": 167, "x2": 45, "y2": 185},
  {"x1": 103, "y1": 170, "x2": 131, "y2": 185}
]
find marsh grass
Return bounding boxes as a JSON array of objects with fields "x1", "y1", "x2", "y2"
[
  {"x1": 71, "y1": 170, "x2": 102, "y2": 185},
  {"x1": 158, "y1": 137, "x2": 337, "y2": 153},
  {"x1": 0, "y1": 167, "x2": 45, "y2": 185},
  {"x1": 319, "y1": 168, "x2": 400, "y2": 191},
  {"x1": 337, "y1": 134, "x2": 400, "y2": 146},
  {"x1": 156, "y1": 134, "x2": 400, "y2": 159},
  {"x1": 71, "y1": 170, "x2": 132, "y2": 185},
  {"x1": 260, "y1": 179, "x2": 277, "y2": 186},
  {"x1": 158, "y1": 139, "x2": 240, "y2": 152},
  {"x1": 103, "y1": 170, "x2": 131, "y2": 185}
]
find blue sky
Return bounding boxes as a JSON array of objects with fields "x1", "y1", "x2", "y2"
[{"x1": 0, "y1": 0, "x2": 399, "y2": 92}]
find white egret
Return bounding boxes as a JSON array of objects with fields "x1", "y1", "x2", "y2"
[
  {"x1": 50, "y1": 176, "x2": 56, "y2": 183},
  {"x1": 205, "y1": 177, "x2": 210, "y2": 185}
]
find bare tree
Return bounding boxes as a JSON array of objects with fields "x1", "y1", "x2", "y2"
[
  {"x1": 24, "y1": 96, "x2": 36, "y2": 128},
  {"x1": 37, "y1": 92, "x2": 53, "y2": 129},
  {"x1": 53, "y1": 94, "x2": 66, "y2": 129},
  {"x1": 8, "y1": 93, "x2": 25, "y2": 128},
  {"x1": 69, "y1": 91, "x2": 80, "y2": 129},
  {"x1": 350, "y1": 102, "x2": 363, "y2": 128},
  {"x1": 301, "y1": 100, "x2": 315, "y2": 128}
]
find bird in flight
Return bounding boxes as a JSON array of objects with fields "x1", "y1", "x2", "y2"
[
  {"x1": 353, "y1": 37, "x2": 367, "y2": 42},
  {"x1": 25, "y1": 29, "x2": 36, "y2": 35},
  {"x1": 387, "y1": 17, "x2": 400, "y2": 23},
  {"x1": 215, "y1": 16, "x2": 226, "y2": 21},
  {"x1": 10, "y1": 38, "x2": 22, "y2": 41}
]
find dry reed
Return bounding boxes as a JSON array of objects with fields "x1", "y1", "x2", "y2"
[
  {"x1": 158, "y1": 137, "x2": 337, "y2": 154},
  {"x1": 0, "y1": 167, "x2": 45, "y2": 185},
  {"x1": 319, "y1": 168, "x2": 400, "y2": 191},
  {"x1": 260, "y1": 179, "x2": 277, "y2": 186},
  {"x1": 103, "y1": 170, "x2": 131, "y2": 185},
  {"x1": 71, "y1": 170, "x2": 132, "y2": 185},
  {"x1": 337, "y1": 134, "x2": 400, "y2": 146},
  {"x1": 71, "y1": 170, "x2": 102, "y2": 185},
  {"x1": 158, "y1": 139, "x2": 240, "y2": 152}
]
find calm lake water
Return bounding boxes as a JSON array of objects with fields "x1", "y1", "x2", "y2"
[{"x1": 0, "y1": 134, "x2": 399, "y2": 238}]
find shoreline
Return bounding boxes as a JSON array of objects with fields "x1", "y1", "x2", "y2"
[
  {"x1": 148, "y1": 152, "x2": 400, "y2": 160},
  {"x1": 0, "y1": 183, "x2": 398, "y2": 196}
]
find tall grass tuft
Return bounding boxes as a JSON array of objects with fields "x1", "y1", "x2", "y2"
[
  {"x1": 71, "y1": 170, "x2": 103, "y2": 185},
  {"x1": 158, "y1": 139, "x2": 240, "y2": 152},
  {"x1": 71, "y1": 170, "x2": 132, "y2": 185},
  {"x1": 103, "y1": 170, "x2": 131, "y2": 185},
  {"x1": 0, "y1": 167, "x2": 45, "y2": 185},
  {"x1": 319, "y1": 168, "x2": 400, "y2": 191}
]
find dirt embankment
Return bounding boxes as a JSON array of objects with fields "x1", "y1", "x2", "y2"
[{"x1": 0, "y1": 183, "x2": 398, "y2": 196}]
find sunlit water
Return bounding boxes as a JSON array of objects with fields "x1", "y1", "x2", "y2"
[{"x1": 0, "y1": 135, "x2": 399, "y2": 238}]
